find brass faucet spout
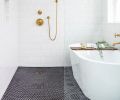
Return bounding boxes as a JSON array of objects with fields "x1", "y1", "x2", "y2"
[
  {"x1": 112, "y1": 42, "x2": 120, "y2": 46},
  {"x1": 114, "y1": 33, "x2": 120, "y2": 38}
]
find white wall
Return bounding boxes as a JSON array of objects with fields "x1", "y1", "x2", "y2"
[
  {"x1": 18, "y1": 0, "x2": 66, "y2": 66},
  {"x1": 0, "y1": 0, "x2": 106, "y2": 68},
  {"x1": 64, "y1": 0, "x2": 104, "y2": 65},
  {"x1": 102, "y1": 0, "x2": 120, "y2": 48},
  {"x1": 0, "y1": 0, "x2": 18, "y2": 68},
  {"x1": 0, "y1": 1, "x2": 118, "y2": 67},
  {"x1": 0, "y1": 0, "x2": 18, "y2": 99}
]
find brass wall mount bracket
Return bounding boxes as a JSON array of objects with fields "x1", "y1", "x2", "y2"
[{"x1": 36, "y1": 18, "x2": 44, "y2": 26}]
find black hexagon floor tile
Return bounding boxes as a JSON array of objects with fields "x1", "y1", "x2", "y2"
[{"x1": 2, "y1": 67, "x2": 89, "y2": 100}]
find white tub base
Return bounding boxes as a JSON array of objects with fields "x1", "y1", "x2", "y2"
[{"x1": 70, "y1": 49, "x2": 120, "y2": 100}]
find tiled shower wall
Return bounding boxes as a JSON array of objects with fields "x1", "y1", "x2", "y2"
[
  {"x1": 0, "y1": 0, "x2": 105, "y2": 67},
  {"x1": 0, "y1": 0, "x2": 18, "y2": 67},
  {"x1": 18, "y1": 0, "x2": 66, "y2": 66},
  {"x1": 0, "y1": 0, "x2": 18, "y2": 99}
]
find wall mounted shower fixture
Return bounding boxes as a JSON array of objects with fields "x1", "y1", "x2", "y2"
[{"x1": 47, "y1": 0, "x2": 58, "y2": 41}]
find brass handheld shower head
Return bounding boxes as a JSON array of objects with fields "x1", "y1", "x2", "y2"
[{"x1": 47, "y1": 16, "x2": 50, "y2": 19}]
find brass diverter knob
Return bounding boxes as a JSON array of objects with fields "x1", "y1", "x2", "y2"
[
  {"x1": 38, "y1": 10, "x2": 42, "y2": 15},
  {"x1": 36, "y1": 18, "x2": 44, "y2": 26},
  {"x1": 114, "y1": 33, "x2": 120, "y2": 38}
]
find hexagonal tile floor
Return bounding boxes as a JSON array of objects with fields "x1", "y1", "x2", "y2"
[{"x1": 2, "y1": 67, "x2": 89, "y2": 100}]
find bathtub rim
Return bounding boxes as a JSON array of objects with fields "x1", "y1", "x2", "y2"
[{"x1": 70, "y1": 49, "x2": 120, "y2": 66}]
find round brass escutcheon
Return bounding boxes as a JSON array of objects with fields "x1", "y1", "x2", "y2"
[{"x1": 36, "y1": 18, "x2": 44, "y2": 26}]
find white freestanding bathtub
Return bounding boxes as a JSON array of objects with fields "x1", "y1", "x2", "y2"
[{"x1": 69, "y1": 45, "x2": 120, "y2": 100}]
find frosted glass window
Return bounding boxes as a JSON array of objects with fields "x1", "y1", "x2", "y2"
[{"x1": 108, "y1": 0, "x2": 120, "y2": 23}]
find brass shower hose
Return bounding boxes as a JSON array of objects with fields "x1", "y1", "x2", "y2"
[{"x1": 47, "y1": 0, "x2": 58, "y2": 41}]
